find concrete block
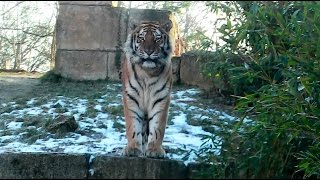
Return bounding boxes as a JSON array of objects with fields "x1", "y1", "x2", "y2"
[
  {"x1": 88, "y1": 155, "x2": 188, "y2": 179},
  {"x1": 0, "y1": 153, "x2": 192, "y2": 179},
  {"x1": 59, "y1": 1, "x2": 113, "y2": 6},
  {"x1": 127, "y1": 8, "x2": 172, "y2": 28},
  {"x1": 172, "y1": 57, "x2": 181, "y2": 84},
  {"x1": 180, "y1": 53, "x2": 215, "y2": 91},
  {"x1": 55, "y1": 50, "x2": 108, "y2": 80},
  {"x1": 56, "y1": 5, "x2": 126, "y2": 50},
  {"x1": 0, "y1": 152, "x2": 87, "y2": 179},
  {"x1": 54, "y1": 4, "x2": 180, "y2": 82},
  {"x1": 106, "y1": 51, "x2": 123, "y2": 81}
]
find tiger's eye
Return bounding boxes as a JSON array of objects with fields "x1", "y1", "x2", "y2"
[
  {"x1": 137, "y1": 37, "x2": 144, "y2": 43},
  {"x1": 155, "y1": 36, "x2": 161, "y2": 42}
]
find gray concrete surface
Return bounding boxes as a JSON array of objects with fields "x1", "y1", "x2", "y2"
[{"x1": 0, "y1": 152, "x2": 191, "y2": 179}]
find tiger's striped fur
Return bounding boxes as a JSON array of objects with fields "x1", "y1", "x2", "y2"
[{"x1": 121, "y1": 21, "x2": 173, "y2": 158}]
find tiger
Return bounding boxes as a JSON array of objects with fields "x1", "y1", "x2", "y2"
[{"x1": 120, "y1": 20, "x2": 173, "y2": 158}]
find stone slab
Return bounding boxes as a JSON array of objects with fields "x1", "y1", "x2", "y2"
[
  {"x1": 0, "y1": 152, "x2": 87, "y2": 179},
  {"x1": 180, "y1": 53, "x2": 215, "y2": 91},
  {"x1": 89, "y1": 155, "x2": 188, "y2": 179},
  {"x1": 0, "y1": 152, "x2": 205, "y2": 179},
  {"x1": 59, "y1": 1, "x2": 113, "y2": 6},
  {"x1": 172, "y1": 57, "x2": 181, "y2": 84},
  {"x1": 56, "y1": 5, "x2": 127, "y2": 50},
  {"x1": 55, "y1": 50, "x2": 108, "y2": 80},
  {"x1": 54, "y1": 4, "x2": 180, "y2": 82},
  {"x1": 107, "y1": 51, "x2": 123, "y2": 81}
]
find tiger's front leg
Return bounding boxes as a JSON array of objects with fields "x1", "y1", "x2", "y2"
[
  {"x1": 144, "y1": 95, "x2": 171, "y2": 158},
  {"x1": 121, "y1": 95, "x2": 144, "y2": 157}
]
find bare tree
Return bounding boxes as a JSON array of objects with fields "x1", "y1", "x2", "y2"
[{"x1": 0, "y1": 1, "x2": 57, "y2": 72}]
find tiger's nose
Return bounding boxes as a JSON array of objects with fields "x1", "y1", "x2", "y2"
[{"x1": 145, "y1": 48, "x2": 154, "y2": 55}]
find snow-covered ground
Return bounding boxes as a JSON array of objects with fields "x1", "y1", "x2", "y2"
[{"x1": 0, "y1": 83, "x2": 247, "y2": 165}]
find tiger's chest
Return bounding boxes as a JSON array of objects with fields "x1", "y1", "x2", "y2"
[{"x1": 123, "y1": 59, "x2": 172, "y2": 112}]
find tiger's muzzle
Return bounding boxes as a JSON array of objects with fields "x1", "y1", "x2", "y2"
[{"x1": 141, "y1": 58, "x2": 157, "y2": 63}]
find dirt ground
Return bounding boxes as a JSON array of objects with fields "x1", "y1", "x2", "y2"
[
  {"x1": 0, "y1": 72, "x2": 43, "y2": 104},
  {"x1": 0, "y1": 71, "x2": 235, "y2": 115}
]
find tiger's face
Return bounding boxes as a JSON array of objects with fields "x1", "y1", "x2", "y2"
[{"x1": 124, "y1": 21, "x2": 173, "y2": 70}]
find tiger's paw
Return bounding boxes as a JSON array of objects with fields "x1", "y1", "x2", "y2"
[
  {"x1": 121, "y1": 146, "x2": 143, "y2": 157},
  {"x1": 144, "y1": 147, "x2": 166, "y2": 159}
]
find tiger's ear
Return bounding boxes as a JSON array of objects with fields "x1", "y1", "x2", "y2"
[
  {"x1": 162, "y1": 20, "x2": 172, "y2": 32},
  {"x1": 128, "y1": 21, "x2": 137, "y2": 31}
]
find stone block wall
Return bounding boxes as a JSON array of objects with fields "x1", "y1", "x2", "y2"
[
  {"x1": 179, "y1": 53, "x2": 215, "y2": 91},
  {"x1": 0, "y1": 152, "x2": 189, "y2": 179},
  {"x1": 179, "y1": 52, "x2": 227, "y2": 92},
  {"x1": 55, "y1": 2, "x2": 125, "y2": 81},
  {"x1": 54, "y1": 1, "x2": 180, "y2": 81},
  {"x1": 54, "y1": 1, "x2": 218, "y2": 92}
]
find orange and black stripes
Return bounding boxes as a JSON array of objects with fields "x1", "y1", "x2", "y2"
[{"x1": 121, "y1": 20, "x2": 173, "y2": 158}]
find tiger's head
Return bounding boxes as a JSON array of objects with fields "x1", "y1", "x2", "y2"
[{"x1": 123, "y1": 21, "x2": 173, "y2": 70}]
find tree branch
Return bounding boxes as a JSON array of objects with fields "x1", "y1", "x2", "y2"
[
  {"x1": 0, "y1": 1, "x2": 25, "y2": 16},
  {"x1": 0, "y1": 27, "x2": 53, "y2": 38}
]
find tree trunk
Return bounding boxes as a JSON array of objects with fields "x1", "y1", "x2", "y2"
[
  {"x1": 13, "y1": 42, "x2": 21, "y2": 70},
  {"x1": 163, "y1": 1, "x2": 168, "y2": 9},
  {"x1": 12, "y1": 39, "x2": 16, "y2": 70},
  {"x1": 151, "y1": 1, "x2": 157, "y2": 9},
  {"x1": 50, "y1": 27, "x2": 56, "y2": 70},
  {"x1": 0, "y1": 37, "x2": 3, "y2": 69},
  {"x1": 117, "y1": 1, "x2": 123, "y2": 7},
  {"x1": 128, "y1": 1, "x2": 132, "y2": 9},
  {"x1": 183, "y1": 7, "x2": 190, "y2": 37}
]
